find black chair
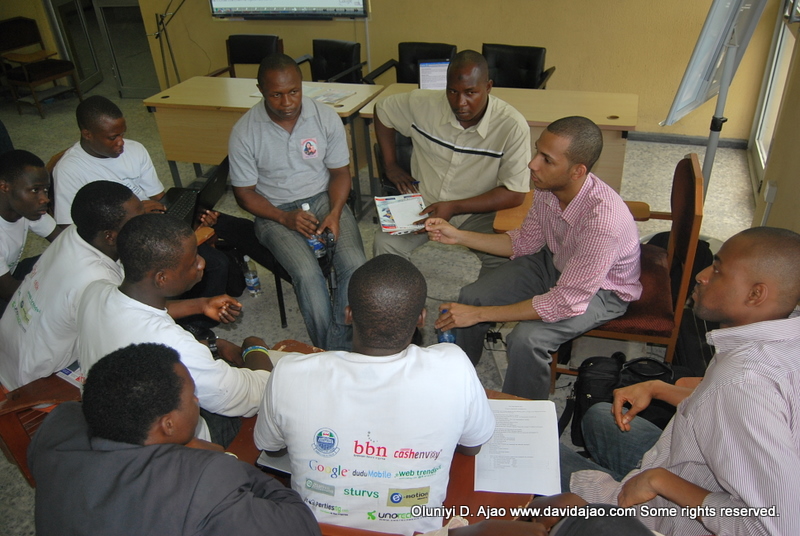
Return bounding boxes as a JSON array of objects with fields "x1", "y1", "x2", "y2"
[
  {"x1": 363, "y1": 42, "x2": 457, "y2": 84},
  {"x1": 295, "y1": 40, "x2": 365, "y2": 83},
  {"x1": 214, "y1": 212, "x2": 336, "y2": 330},
  {"x1": 209, "y1": 34, "x2": 283, "y2": 78},
  {"x1": 0, "y1": 17, "x2": 82, "y2": 118},
  {"x1": 0, "y1": 120, "x2": 13, "y2": 155},
  {"x1": 481, "y1": 43, "x2": 555, "y2": 89}
]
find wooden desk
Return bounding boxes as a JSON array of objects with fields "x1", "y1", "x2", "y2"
[
  {"x1": 360, "y1": 83, "x2": 638, "y2": 192},
  {"x1": 143, "y1": 77, "x2": 385, "y2": 217}
]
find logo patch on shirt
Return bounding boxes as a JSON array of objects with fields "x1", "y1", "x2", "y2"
[
  {"x1": 387, "y1": 487, "x2": 430, "y2": 507},
  {"x1": 302, "y1": 138, "x2": 319, "y2": 159},
  {"x1": 305, "y1": 478, "x2": 336, "y2": 496},
  {"x1": 312, "y1": 428, "x2": 340, "y2": 456}
]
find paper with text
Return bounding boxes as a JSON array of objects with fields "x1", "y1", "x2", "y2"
[{"x1": 475, "y1": 399, "x2": 561, "y2": 495}]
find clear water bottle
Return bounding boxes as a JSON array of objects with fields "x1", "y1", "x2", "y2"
[
  {"x1": 301, "y1": 202, "x2": 326, "y2": 259},
  {"x1": 437, "y1": 309, "x2": 456, "y2": 343},
  {"x1": 243, "y1": 255, "x2": 262, "y2": 297}
]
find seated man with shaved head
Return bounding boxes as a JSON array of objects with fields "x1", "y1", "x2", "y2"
[
  {"x1": 254, "y1": 254, "x2": 495, "y2": 536},
  {"x1": 559, "y1": 227, "x2": 800, "y2": 536},
  {"x1": 374, "y1": 50, "x2": 531, "y2": 274}
]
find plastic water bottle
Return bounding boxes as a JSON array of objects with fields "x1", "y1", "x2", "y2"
[
  {"x1": 301, "y1": 203, "x2": 326, "y2": 259},
  {"x1": 437, "y1": 309, "x2": 456, "y2": 343},
  {"x1": 243, "y1": 255, "x2": 262, "y2": 297}
]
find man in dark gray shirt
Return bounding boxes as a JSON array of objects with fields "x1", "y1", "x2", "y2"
[{"x1": 29, "y1": 343, "x2": 321, "y2": 536}]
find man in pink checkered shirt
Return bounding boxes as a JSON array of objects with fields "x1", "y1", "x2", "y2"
[{"x1": 427, "y1": 116, "x2": 642, "y2": 400}]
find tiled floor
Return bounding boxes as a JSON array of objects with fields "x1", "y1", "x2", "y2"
[{"x1": 0, "y1": 78, "x2": 754, "y2": 533}]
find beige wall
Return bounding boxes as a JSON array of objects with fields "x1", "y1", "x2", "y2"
[
  {"x1": 752, "y1": 23, "x2": 800, "y2": 234},
  {"x1": 138, "y1": 0, "x2": 778, "y2": 138}
]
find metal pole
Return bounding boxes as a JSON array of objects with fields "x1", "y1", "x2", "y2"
[{"x1": 702, "y1": 34, "x2": 738, "y2": 199}]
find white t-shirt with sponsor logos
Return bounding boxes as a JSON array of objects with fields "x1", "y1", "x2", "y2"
[{"x1": 254, "y1": 343, "x2": 495, "y2": 535}]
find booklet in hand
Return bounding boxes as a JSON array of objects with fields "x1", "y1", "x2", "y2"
[{"x1": 375, "y1": 193, "x2": 426, "y2": 233}]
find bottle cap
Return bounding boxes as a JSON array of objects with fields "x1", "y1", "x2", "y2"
[
  {"x1": 301, "y1": 203, "x2": 311, "y2": 211},
  {"x1": 243, "y1": 255, "x2": 251, "y2": 262}
]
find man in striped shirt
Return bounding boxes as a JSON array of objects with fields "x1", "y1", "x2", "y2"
[
  {"x1": 567, "y1": 227, "x2": 800, "y2": 536},
  {"x1": 374, "y1": 50, "x2": 530, "y2": 274},
  {"x1": 428, "y1": 116, "x2": 641, "y2": 400}
]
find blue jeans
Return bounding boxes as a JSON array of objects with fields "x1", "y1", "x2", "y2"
[
  {"x1": 254, "y1": 191, "x2": 366, "y2": 350},
  {"x1": 559, "y1": 402, "x2": 663, "y2": 491},
  {"x1": 582, "y1": 402, "x2": 663, "y2": 480}
]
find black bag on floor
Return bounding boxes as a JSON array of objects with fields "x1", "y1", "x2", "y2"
[
  {"x1": 569, "y1": 352, "x2": 626, "y2": 447},
  {"x1": 569, "y1": 353, "x2": 692, "y2": 447},
  {"x1": 216, "y1": 243, "x2": 247, "y2": 298},
  {"x1": 618, "y1": 357, "x2": 691, "y2": 430}
]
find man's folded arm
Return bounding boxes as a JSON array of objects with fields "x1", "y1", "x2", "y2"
[{"x1": 196, "y1": 457, "x2": 321, "y2": 536}]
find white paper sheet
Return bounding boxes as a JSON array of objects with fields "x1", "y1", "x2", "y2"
[{"x1": 474, "y1": 399, "x2": 561, "y2": 495}]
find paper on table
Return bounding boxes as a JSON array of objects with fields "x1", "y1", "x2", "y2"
[{"x1": 475, "y1": 399, "x2": 561, "y2": 495}]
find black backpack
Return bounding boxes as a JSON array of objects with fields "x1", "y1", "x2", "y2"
[{"x1": 566, "y1": 353, "x2": 692, "y2": 447}]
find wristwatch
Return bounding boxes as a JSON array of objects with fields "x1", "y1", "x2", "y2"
[{"x1": 206, "y1": 331, "x2": 220, "y2": 359}]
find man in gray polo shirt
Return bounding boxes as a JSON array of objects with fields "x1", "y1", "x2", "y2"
[{"x1": 229, "y1": 53, "x2": 366, "y2": 351}]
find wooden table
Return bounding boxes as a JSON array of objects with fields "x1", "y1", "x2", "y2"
[
  {"x1": 143, "y1": 77, "x2": 385, "y2": 217},
  {"x1": 360, "y1": 83, "x2": 638, "y2": 192}
]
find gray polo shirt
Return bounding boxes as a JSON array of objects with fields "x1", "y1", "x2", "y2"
[{"x1": 229, "y1": 96, "x2": 349, "y2": 206}]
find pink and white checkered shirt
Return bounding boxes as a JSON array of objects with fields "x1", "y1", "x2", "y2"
[{"x1": 506, "y1": 173, "x2": 642, "y2": 323}]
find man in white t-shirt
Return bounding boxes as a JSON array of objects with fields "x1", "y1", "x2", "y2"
[
  {"x1": 0, "y1": 181, "x2": 142, "y2": 389},
  {"x1": 77, "y1": 213, "x2": 273, "y2": 446},
  {"x1": 255, "y1": 255, "x2": 495, "y2": 535},
  {"x1": 53, "y1": 96, "x2": 230, "y2": 317},
  {"x1": 0, "y1": 150, "x2": 61, "y2": 311},
  {"x1": 53, "y1": 96, "x2": 165, "y2": 225},
  {"x1": 0, "y1": 180, "x2": 240, "y2": 391}
]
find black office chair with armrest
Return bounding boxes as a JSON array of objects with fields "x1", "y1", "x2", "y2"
[
  {"x1": 209, "y1": 34, "x2": 283, "y2": 78},
  {"x1": 295, "y1": 39, "x2": 366, "y2": 83},
  {"x1": 481, "y1": 43, "x2": 555, "y2": 89},
  {"x1": 363, "y1": 42, "x2": 457, "y2": 84}
]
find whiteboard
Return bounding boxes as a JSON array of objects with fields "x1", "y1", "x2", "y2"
[{"x1": 662, "y1": 0, "x2": 769, "y2": 126}]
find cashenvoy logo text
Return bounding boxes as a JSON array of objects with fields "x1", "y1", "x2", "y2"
[{"x1": 393, "y1": 448, "x2": 442, "y2": 460}]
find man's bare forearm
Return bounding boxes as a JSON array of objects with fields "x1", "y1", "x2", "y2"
[
  {"x1": 232, "y1": 186, "x2": 286, "y2": 224},
  {"x1": 651, "y1": 380, "x2": 697, "y2": 407},
  {"x1": 447, "y1": 187, "x2": 526, "y2": 216},
  {"x1": 327, "y1": 166, "x2": 351, "y2": 217},
  {"x1": 453, "y1": 228, "x2": 514, "y2": 257}
]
